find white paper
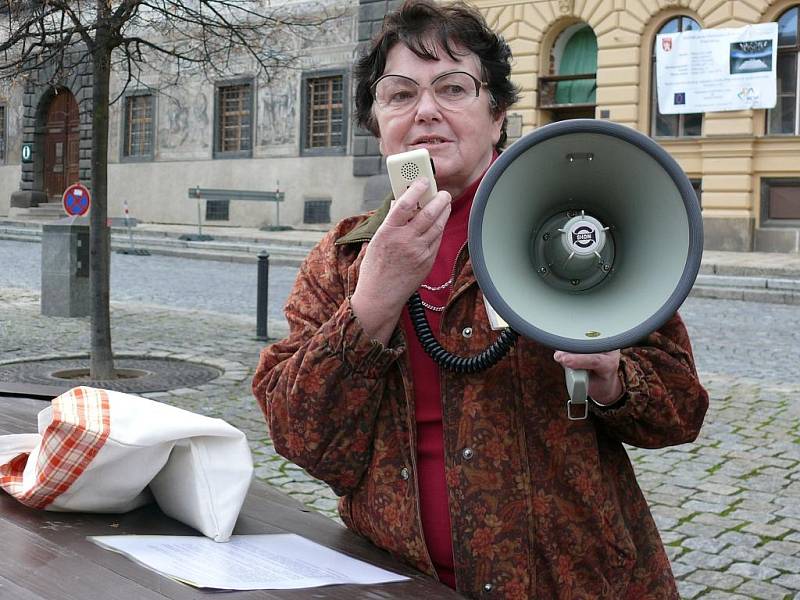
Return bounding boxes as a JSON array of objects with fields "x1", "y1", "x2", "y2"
[
  {"x1": 656, "y1": 23, "x2": 778, "y2": 114},
  {"x1": 89, "y1": 533, "x2": 410, "y2": 590}
]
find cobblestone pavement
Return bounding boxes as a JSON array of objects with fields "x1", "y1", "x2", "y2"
[{"x1": 2, "y1": 240, "x2": 800, "y2": 598}]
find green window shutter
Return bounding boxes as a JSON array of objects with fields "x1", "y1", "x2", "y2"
[{"x1": 555, "y1": 27, "x2": 598, "y2": 105}]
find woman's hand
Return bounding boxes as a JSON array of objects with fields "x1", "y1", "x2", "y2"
[
  {"x1": 351, "y1": 178, "x2": 452, "y2": 344},
  {"x1": 553, "y1": 350, "x2": 623, "y2": 406}
]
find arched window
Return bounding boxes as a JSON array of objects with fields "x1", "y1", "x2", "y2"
[
  {"x1": 554, "y1": 26, "x2": 597, "y2": 106},
  {"x1": 538, "y1": 24, "x2": 597, "y2": 121},
  {"x1": 651, "y1": 16, "x2": 703, "y2": 137},
  {"x1": 768, "y1": 6, "x2": 799, "y2": 134}
]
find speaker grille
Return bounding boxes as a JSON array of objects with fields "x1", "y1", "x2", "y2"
[{"x1": 400, "y1": 162, "x2": 419, "y2": 180}]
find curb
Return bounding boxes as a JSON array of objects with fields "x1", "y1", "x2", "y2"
[
  {"x1": 3, "y1": 220, "x2": 800, "y2": 305},
  {"x1": 0, "y1": 221, "x2": 314, "y2": 267}
]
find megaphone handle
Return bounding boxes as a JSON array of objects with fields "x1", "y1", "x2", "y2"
[{"x1": 564, "y1": 367, "x2": 589, "y2": 420}]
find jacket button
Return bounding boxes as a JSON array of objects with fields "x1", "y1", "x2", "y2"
[
  {"x1": 462, "y1": 326, "x2": 473, "y2": 338},
  {"x1": 400, "y1": 467, "x2": 410, "y2": 480},
  {"x1": 462, "y1": 447, "x2": 474, "y2": 460},
  {"x1": 483, "y1": 582, "x2": 493, "y2": 592}
]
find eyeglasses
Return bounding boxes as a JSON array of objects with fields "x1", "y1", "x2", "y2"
[{"x1": 371, "y1": 70, "x2": 488, "y2": 114}]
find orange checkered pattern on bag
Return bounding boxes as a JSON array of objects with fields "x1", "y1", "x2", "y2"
[{"x1": 0, "y1": 387, "x2": 111, "y2": 509}]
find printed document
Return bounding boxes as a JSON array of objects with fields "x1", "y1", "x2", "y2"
[
  {"x1": 89, "y1": 533, "x2": 410, "y2": 590},
  {"x1": 656, "y1": 23, "x2": 778, "y2": 114}
]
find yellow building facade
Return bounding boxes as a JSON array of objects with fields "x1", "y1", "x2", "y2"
[{"x1": 474, "y1": 0, "x2": 800, "y2": 252}]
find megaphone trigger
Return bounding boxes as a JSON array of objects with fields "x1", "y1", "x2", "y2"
[{"x1": 564, "y1": 367, "x2": 589, "y2": 421}]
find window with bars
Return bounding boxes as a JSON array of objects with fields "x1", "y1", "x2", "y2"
[
  {"x1": 205, "y1": 199, "x2": 230, "y2": 221},
  {"x1": 651, "y1": 16, "x2": 703, "y2": 137},
  {"x1": 303, "y1": 198, "x2": 332, "y2": 224},
  {"x1": 302, "y1": 73, "x2": 346, "y2": 154},
  {"x1": 122, "y1": 93, "x2": 154, "y2": 160},
  {"x1": 768, "y1": 6, "x2": 799, "y2": 135},
  {"x1": 0, "y1": 105, "x2": 5, "y2": 163},
  {"x1": 215, "y1": 81, "x2": 253, "y2": 157}
]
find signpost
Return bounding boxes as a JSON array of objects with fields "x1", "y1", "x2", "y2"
[
  {"x1": 62, "y1": 183, "x2": 91, "y2": 217},
  {"x1": 184, "y1": 187, "x2": 285, "y2": 241},
  {"x1": 115, "y1": 198, "x2": 150, "y2": 255}
]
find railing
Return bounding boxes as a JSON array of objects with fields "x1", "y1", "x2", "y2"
[{"x1": 537, "y1": 73, "x2": 597, "y2": 110}]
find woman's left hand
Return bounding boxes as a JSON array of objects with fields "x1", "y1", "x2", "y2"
[{"x1": 553, "y1": 350, "x2": 623, "y2": 406}]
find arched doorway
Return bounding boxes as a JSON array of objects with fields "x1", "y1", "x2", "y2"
[{"x1": 43, "y1": 89, "x2": 80, "y2": 198}]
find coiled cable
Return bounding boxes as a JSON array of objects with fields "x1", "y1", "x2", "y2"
[{"x1": 407, "y1": 292, "x2": 518, "y2": 374}]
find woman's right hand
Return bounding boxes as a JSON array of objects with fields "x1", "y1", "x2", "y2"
[{"x1": 351, "y1": 178, "x2": 452, "y2": 345}]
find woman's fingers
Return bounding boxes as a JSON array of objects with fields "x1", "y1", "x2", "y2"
[
  {"x1": 418, "y1": 195, "x2": 451, "y2": 247},
  {"x1": 384, "y1": 178, "x2": 434, "y2": 226},
  {"x1": 553, "y1": 350, "x2": 620, "y2": 377},
  {"x1": 385, "y1": 180, "x2": 451, "y2": 235},
  {"x1": 553, "y1": 350, "x2": 623, "y2": 405}
]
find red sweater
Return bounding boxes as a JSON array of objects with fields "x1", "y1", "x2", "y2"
[{"x1": 400, "y1": 171, "x2": 488, "y2": 589}]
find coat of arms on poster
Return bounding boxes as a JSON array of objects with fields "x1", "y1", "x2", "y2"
[{"x1": 656, "y1": 22, "x2": 778, "y2": 114}]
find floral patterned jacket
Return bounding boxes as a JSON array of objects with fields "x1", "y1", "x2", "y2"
[{"x1": 253, "y1": 199, "x2": 709, "y2": 600}]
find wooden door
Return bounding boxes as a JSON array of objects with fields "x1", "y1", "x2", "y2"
[{"x1": 44, "y1": 90, "x2": 80, "y2": 199}]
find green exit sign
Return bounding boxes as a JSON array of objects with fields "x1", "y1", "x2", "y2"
[{"x1": 21, "y1": 144, "x2": 33, "y2": 163}]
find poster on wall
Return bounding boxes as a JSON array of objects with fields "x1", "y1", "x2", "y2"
[{"x1": 656, "y1": 22, "x2": 778, "y2": 114}]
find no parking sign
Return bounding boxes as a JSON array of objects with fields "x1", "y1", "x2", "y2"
[{"x1": 62, "y1": 183, "x2": 91, "y2": 217}]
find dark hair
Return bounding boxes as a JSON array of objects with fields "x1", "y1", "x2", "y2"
[{"x1": 354, "y1": 0, "x2": 520, "y2": 151}]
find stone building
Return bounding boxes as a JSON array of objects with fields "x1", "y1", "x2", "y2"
[
  {"x1": 0, "y1": 0, "x2": 365, "y2": 230},
  {"x1": 1, "y1": 0, "x2": 799, "y2": 251}
]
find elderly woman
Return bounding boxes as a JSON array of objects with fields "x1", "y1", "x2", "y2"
[{"x1": 253, "y1": 1, "x2": 708, "y2": 598}]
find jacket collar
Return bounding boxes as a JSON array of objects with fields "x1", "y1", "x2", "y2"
[{"x1": 335, "y1": 193, "x2": 393, "y2": 246}]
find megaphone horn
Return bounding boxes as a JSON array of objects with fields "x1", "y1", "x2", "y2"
[{"x1": 469, "y1": 119, "x2": 703, "y2": 418}]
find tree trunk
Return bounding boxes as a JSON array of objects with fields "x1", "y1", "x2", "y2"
[{"x1": 89, "y1": 10, "x2": 114, "y2": 380}]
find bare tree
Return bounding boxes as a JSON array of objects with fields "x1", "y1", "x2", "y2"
[{"x1": 0, "y1": 0, "x2": 339, "y2": 379}]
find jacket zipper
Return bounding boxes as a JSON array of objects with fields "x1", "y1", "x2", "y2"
[{"x1": 445, "y1": 240, "x2": 471, "y2": 316}]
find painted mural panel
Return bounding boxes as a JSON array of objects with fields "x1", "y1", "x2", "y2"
[
  {"x1": 258, "y1": 73, "x2": 297, "y2": 147},
  {"x1": 158, "y1": 87, "x2": 211, "y2": 159}
]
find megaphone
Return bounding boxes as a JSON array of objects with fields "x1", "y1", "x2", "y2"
[{"x1": 468, "y1": 119, "x2": 703, "y2": 417}]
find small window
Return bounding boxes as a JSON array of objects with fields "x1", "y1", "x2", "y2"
[
  {"x1": 303, "y1": 198, "x2": 331, "y2": 224},
  {"x1": 302, "y1": 73, "x2": 346, "y2": 154},
  {"x1": 0, "y1": 104, "x2": 6, "y2": 163},
  {"x1": 122, "y1": 93, "x2": 154, "y2": 160},
  {"x1": 215, "y1": 81, "x2": 253, "y2": 157},
  {"x1": 761, "y1": 178, "x2": 800, "y2": 225},
  {"x1": 205, "y1": 199, "x2": 230, "y2": 221}
]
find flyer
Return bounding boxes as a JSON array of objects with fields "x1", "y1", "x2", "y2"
[{"x1": 656, "y1": 23, "x2": 778, "y2": 114}]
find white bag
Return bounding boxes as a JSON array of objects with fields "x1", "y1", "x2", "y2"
[{"x1": 0, "y1": 386, "x2": 253, "y2": 542}]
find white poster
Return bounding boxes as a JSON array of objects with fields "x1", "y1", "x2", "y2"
[{"x1": 656, "y1": 23, "x2": 778, "y2": 114}]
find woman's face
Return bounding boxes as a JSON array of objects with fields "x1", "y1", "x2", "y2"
[{"x1": 374, "y1": 42, "x2": 504, "y2": 198}]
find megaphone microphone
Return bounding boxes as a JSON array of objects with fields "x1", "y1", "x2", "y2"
[{"x1": 469, "y1": 119, "x2": 703, "y2": 419}]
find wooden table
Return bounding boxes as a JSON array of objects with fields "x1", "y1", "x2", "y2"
[{"x1": 0, "y1": 393, "x2": 463, "y2": 599}]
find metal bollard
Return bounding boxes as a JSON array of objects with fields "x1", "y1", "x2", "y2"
[{"x1": 256, "y1": 251, "x2": 270, "y2": 340}]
